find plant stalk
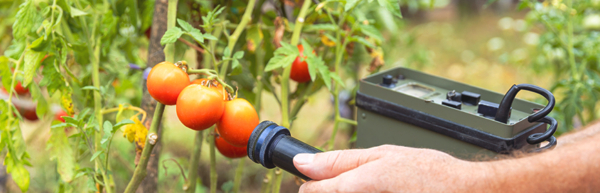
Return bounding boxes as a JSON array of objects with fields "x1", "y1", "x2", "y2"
[
  {"x1": 219, "y1": 0, "x2": 257, "y2": 78},
  {"x1": 273, "y1": 0, "x2": 313, "y2": 192},
  {"x1": 566, "y1": 0, "x2": 578, "y2": 81},
  {"x1": 124, "y1": 103, "x2": 166, "y2": 193},
  {"x1": 183, "y1": 130, "x2": 204, "y2": 193},
  {"x1": 232, "y1": 158, "x2": 246, "y2": 193},
  {"x1": 209, "y1": 128, "x2": 218, "y2": 193},
  {"x1": 271, "y1": 169, "x2": 284, "y2": 193},
  {"x1": 165, "y1": 0, "x2": 178, "y2": 63},
  {"x1": 327, "y1": 6, "x2": 355, "y2": 150}
]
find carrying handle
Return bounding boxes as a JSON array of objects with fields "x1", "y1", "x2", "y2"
[{"x1": 495, "y1": 84, "x2": 555, "y2": 124}]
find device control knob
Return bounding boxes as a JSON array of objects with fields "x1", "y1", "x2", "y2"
[
  {"x1": 446, "y1": 90, "x2": 462, "y2": 102},
  {"x1": 381, "y1": 74, "x2": 395, "y2": 88}
]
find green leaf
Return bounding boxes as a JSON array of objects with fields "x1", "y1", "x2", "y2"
[
  {"x1": 345, "y1": 0, "x2": 360, "y2": 11},
  {"x1": 360, "y1": 24, "x2": 383, "y2": 41},
  {"x1": 233, "y1": 51, "x2": 244, "y2": 59},
  {"x1": 69, "y1": 6, "x2": 89, "y2": 17},
  {"x1": 13, "y1": 0, "x2": 38, "y2": 40},
  {"x1": 87, "y1": 174, "x2": 98, "y2": 191},
  {"x1": 177, "y1": 19, "x2": 195, "y2": 32},
  {"x1": 204, "y1": 34, "x2": 218, "y2": 41},
  {"x1": 223, "y1": 47, "x2": 231, "y2": 60},
  {"x1": 160, "y1": 27, "x2": 184, "y2": 45},
  {"x1": 221, "y1": 181, "x2": 234, "y2": 193},
  {"x1": 82, "y1": 86, "x2": 100, "y2": 91},
  {"x1": 47, "y1": 126, "x2": 75, "y2": 182},
  {"x1": 301, "y1": 39, "x2": 320, "y2": 81},
  {"x1": 265, "y1": 42, "x2": 299, "y2": 71},
  {"x1": 51, "y1": 123, "x2": 68, "y2": 129},
  {"x1": 101, "y1": 121, "x2": 113, "y2": 145},
  {"x1": 7, "y1": 158, "x2": 30, "y2": 192},
  {"x1": 113, "y1": 119, "x2": 135, "y2": 131},
  {"x1": 90, "y1": 150, "x2": 103, "y2": 162},
  {"x1": 305, "y1": 24, "x2": 338, "y2": 32},
  {"x1": 229, "y1": 59, "x2": 242, "y2": 76},
  {"x1": 23, "y1": 50, "x2": 46, "y2": 86},
  {"x1": 4, "y1": 40, "x2": 26, "y2": 60},
  {"x1": 30, "y1": 83, "x2": 48, "y2": 119},
  {"x1": 30, "y1": 36, "x2": 50, "y2": 51},
  {"x1": 189, "y1": 29, "x2": 204, "y2": 42},
  {"x1": 377, "y1": 0, "x2": 402, "y2": 18},
  {"x1": 318, "y1": 65, "x2": 332, "y2": 90},
  {"x1": 351, "y1": 36, "x2": 375, "y2": 48},
  {"x1": 330, "y1": 73, "x2": 345, "y2": 88},
  {"x1": 246, "y1": 25, "x2": 264, "y2": 47}
]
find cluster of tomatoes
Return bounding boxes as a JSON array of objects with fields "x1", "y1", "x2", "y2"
[
  {"x1": 1, "y1": 80, "x2": 68, "y2": 123},
  {"x1": 146, "y1": 61, "x2": 259, "y2": 158}
]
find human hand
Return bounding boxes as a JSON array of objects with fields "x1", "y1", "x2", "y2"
[{"x1": 293, "y1": 145, "x2": 488, "y2": 193}]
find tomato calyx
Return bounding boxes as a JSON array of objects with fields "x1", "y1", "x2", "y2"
[{"x1": 174, "y1": 61, "x2": 189, "y2": 73}]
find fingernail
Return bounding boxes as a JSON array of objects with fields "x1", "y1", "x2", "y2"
[{"x1": 294, "y1": 153, "x2": 315, "y2": 165}]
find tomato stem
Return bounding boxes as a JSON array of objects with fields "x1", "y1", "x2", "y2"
[
  {"x1": 260, "y1": 170, "x2": 274, "y2": 193},
  {"x1": 327, "y1": 5, "x2": 358, "y2": 151},
  {"x1": 209, "y1": 127, "x2": 218, "y2": 193},
  {"x1": 232, "y1": 158, "x2": 246, "y2": 193},
  {"x1": 164, "y1": 0, "x2": 178, "y2": 63},
  {"x1": 183, "y1": 130, "x2": 204, "y2": 193},
  {"x1": 272, "y1": 168, "x2": 284, "y2": 193},
  {"x1": 218, "y1": 0, "x2": 257, "y2": 78},
  {"x1": 273, "y1": 0, "x2": 313, "y2": 192},
  {"x1": 124, "y1": 102, "x2": 165, "y2": 193},
  {"x1": 566, "y1": 0, "x2": 579, "y2": 81}
]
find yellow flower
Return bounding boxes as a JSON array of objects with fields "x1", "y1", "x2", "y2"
[
  {"x1": 321, "y1": 34, "x2": 336, "y2": 47},
  {"x1": 122, "y1": 117, "x2": 148, "y2": 148}
]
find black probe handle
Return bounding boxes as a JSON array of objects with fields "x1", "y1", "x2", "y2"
[{"x1": 271, "y1": 136, "x2": 322, "y2": 181}]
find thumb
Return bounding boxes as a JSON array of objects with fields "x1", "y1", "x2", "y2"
[{"x1": 293, "y1": 148, "x2": 384, "y2": 180}]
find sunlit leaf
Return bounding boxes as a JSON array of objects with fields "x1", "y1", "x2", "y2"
[
  {"x1": 47, "y1": 126, "x2": 75, "y2": 182},
  {"x1": 189, "y1": 29, "x2": 204, "y2": 43},
  {"x1": 13, "y1": 0, "x2": 37, "y2": 40},
  {"x1": 346, "y1": 0, "x2": 360, "y2": 11},
  {"x1": 70, "y1": 6, "x2": 89, "y2": 17},
  {"x1": 177, "y1": 19, "x2": 194, "y2": 32},
  {"x1": 90, "y1": 150, "x2": 103, "y2": 162},
  {"x1": 377, "y1": 0, "x2": 402, "y2": 18},
  {"x1": 160, "y1": 27, "x2": 184, "y2": 45},
  {"x1": 23, "y1": 50, "x2": 46, "y2": 87},
  {"x1": 265, "y1": 42, "x2": 299, "y2": 71}
]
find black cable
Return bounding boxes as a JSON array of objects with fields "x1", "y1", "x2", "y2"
[
  {"x1": 527, "y1": 116, "x2": 558, "y2": 144},
  {"x1": 494, "y1": 84, "x2": 555, "y2": 124}
]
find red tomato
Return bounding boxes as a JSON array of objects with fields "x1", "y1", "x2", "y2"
[
  {"x1": 217, "y1": 98, "x2": 259, "y2": 147},
  {"x1": 215, "y1": 133, "x2": 247, "y2": 158},
  {"x1": 176, "y1": 84, "x2": 225, "y2": 130},
  {"x1": 290, "y1": 44, "x2": 311, "y2": 83},
  {"x1": 14, "y1": 82, "x2": 29, "y2": 95},
  {"x1": 55, "y1": 110, "x2": 69, "y2": 123},
  {"x1": 147, "y1": 61, "x2": 190, "y2": 105},
  {"x1": 16, "y1": 106, "x2": 38, "y2": 121},
  {"x1": 145, "y1": 26, "x2": 152, "y2": 39}
]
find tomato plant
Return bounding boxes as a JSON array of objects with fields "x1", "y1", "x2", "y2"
[
  {"x1": 146, "y1": 61, "x2": 190, "y2": 105},
  {"x1": 217, "y1": 98, "x2": 259, "y2": 147},
  {"x1": 0, "y1": 0, "x2": 413, "y2": 192}
]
